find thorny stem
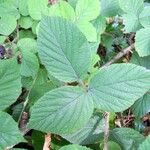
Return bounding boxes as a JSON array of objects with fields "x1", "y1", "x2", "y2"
[
  {"x1": 102, "y1": 44, "x2": 135, "y2": 68},
  {"x1": 103, "y1": 112, "x2": 110, "y2": 150},
  {"x1": 18, "y1": 74, "x2": 38, "y2": 134}
]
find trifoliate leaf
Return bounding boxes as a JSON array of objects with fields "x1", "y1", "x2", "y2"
[
  {"x1": 37, "y1": 16, "x2": 91, "y2": 82},
  {"x1": 89, "y1": 63, "x2": 150, "y2": 112},
  {"x1": 28, "y1": 86, "x2": 94, "y2": 134},
  {"x1": 135, "y1": 28, "x2": 150, "y2": 57},
  {"x1": 0, "y1": 59, "x2": 21, "y2": 111},
  {"x1": 0, "y1": 112, "x2": 24, "y2": 150}
]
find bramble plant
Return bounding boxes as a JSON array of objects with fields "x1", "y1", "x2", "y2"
[{"x1": 0, "y1": 0, "x2": 150, "y2": 149}]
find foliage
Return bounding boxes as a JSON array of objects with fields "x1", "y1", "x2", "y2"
[{"x1": 0, "y1": 0, "x2": 150, "y2": 149}]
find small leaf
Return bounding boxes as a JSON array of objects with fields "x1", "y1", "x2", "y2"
[
  {"x1": 77, "y1": 21, "x2": 97, "y2": 42},
  {"x1": 110, "y1": 128, "x2": 145, "y2": 150},
  {"x1": 60, "y1": 144, "x2": 92, "y2": 150},
  {"x1": 138, "y1": 135, "x2": 150, "y2": 150},
  {"x1": 75, "y1": 0, "x2": 100, "y2": 21},
  {"x1": 18, "y1": 0, "x2": 29, "y2": 16},
  {"x1": 28, "y1": 0, "x2": 48, "y2": 20},
  {"x1": 0, "y1": 2, "x2": 20, "y2": 19},
  {"x1": 18, "y1": 16, "x2": 33, "y2": 29},
  {"x1": 68, "y1": 0, "x2": 78, "y2": 9},
  {"x1": 130, "y1": 52, "x2": 150, "y2": 70},
  {"x1": 139, "y1": 6, "x2": 150, "y2": 28},
  {"x1": 0, "y1": 59, "x2": 21, "y2": 111},
  {"x1": 89, "y1": 63, "x2": 150, "y2": 112},
  {"x1": 37, "y1": 16, "x2": 91, "y2": 82},
  {"x1": 21, "y1": 51, "x2": 39, "y2": 78},
  {"x1": 132, "y1": 93, "x2": 150, "y2": 118},
  {"x1": 135, "y1": 28, "x2": 150, "y2": 57},
  {"x1": 0, "y1": 15, "x2": 17, "y2": 36},
  {"x1": 101, "y1": 0, "x2": 122, "y2": 17},
  {"x1": 17, "y1": 38, "x2": 37, "y2": 53},
  {"x1": 0, "y1": 112, "x2": 24, "y2": 149},
  {"x1": 122, "y1": 13, "x2": 142, "y2": 33},
  {"x1": 119, "y1": 0, "x2": 144, "y2": 15},
  {"x1": 48, "y1": 0, "x2": 75, "y2": 21},
  {"x1": 28, "y1": 86, "x2": 94, "y2": 134},
  {"x1": 62, "y1": 114, "x2": 104, "y2": 145}
]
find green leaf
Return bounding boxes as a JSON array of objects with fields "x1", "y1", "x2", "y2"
[
  {"x1": 135, "y1": 28, "x2": 150, "y2": 57},
  {"x1": 138, "y1": 135, "x2": 150, "y2": 150},
  {"x1": 110, "y1": 128, "x2": 145, "y2": 150},
  {"x1": 18, "y1": 16, "x2": 33, "y2": 29},
  {"x1": 28, "y1": 0, "x2": 48, "y2": 20},
  {"x1": 18, "y1": 0, "x2": 29, "y2": 16},
  {"x1": 0, "y1": 15, "x2": 17, "y2": 36},
  {"x1": 32, "y1": 130, "x2": 44, "y2": 150},
  {"x1": 107, "y1": 141, "x2": 121, "y2": 150},
  {"x1": 0, "y1": 112, "x2": 24, "y2": 149},
  {"x1": 37, "y1": 16, "x2": 91, "y2": 82},
  {"x1": 122, "y1": 13, "x2": 142, "y2": 33},
  {"x1": 75, "y1": 0, "x2": 100, "y2": 21},
  {"x1": 89, "y1": 63, "x2": 150, "y2": 112},
  {"x1": 20, "y1": 51, "x2": 39, "y2": 78},
  {"x1": 28, "y1": 86, "x2": 94, "y2": 134},
  {"x1": 48, "y1": 0, "x2": 75, "y2": 21},
  {"x1": 19, "y1": 30, "x2": 36, "y2": 39},
  {"x1": 28, "y1": 68, "x2": 57, "y2": 106},
  {"x1": 68, "y1": 0, "x2": 78, "y2": 9},
  {"x1": 132, "y1": 93, "x2": 150, "y2": 118},
  {"x1": 139, "y1": 6, "x2": 150, "y2": 28},
  {"x1": 0, "y1": 2, "x2": 20, "y2": 19},
  {"x1": 119, "y1": 0, "x2": 144, "y2": 15},
  {"x1": 77, "y1": 21, "x2": 97, "y2": 42},
  {"x1": 60, "y1": 144, "x2": 92, "y2": 150},
  {"x1": 130, "y1": 52, "x2": 150, "y2": 70},
  {"x1": 101, "y1": 0, "x2": 122, "y2": 17},
  {"x1": 0, "y1": 36, "x2": 6, "y2": 44},
  {"x1": 0, "y1": 59, "x2": 21, "y2": 111},
  {"x1": 17, "y1": 38, "x2": 37, "y2": 53},
  {"x1": 92, "y1": 15, "x2": 106, "y2": 35},
  {"x1": 62, "y1": 114, "x2": 104, "y2": 145}
]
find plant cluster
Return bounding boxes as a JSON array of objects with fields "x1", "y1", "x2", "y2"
[{"x1": 0, "y1": 0, "x2": 150, "y2": 149}]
